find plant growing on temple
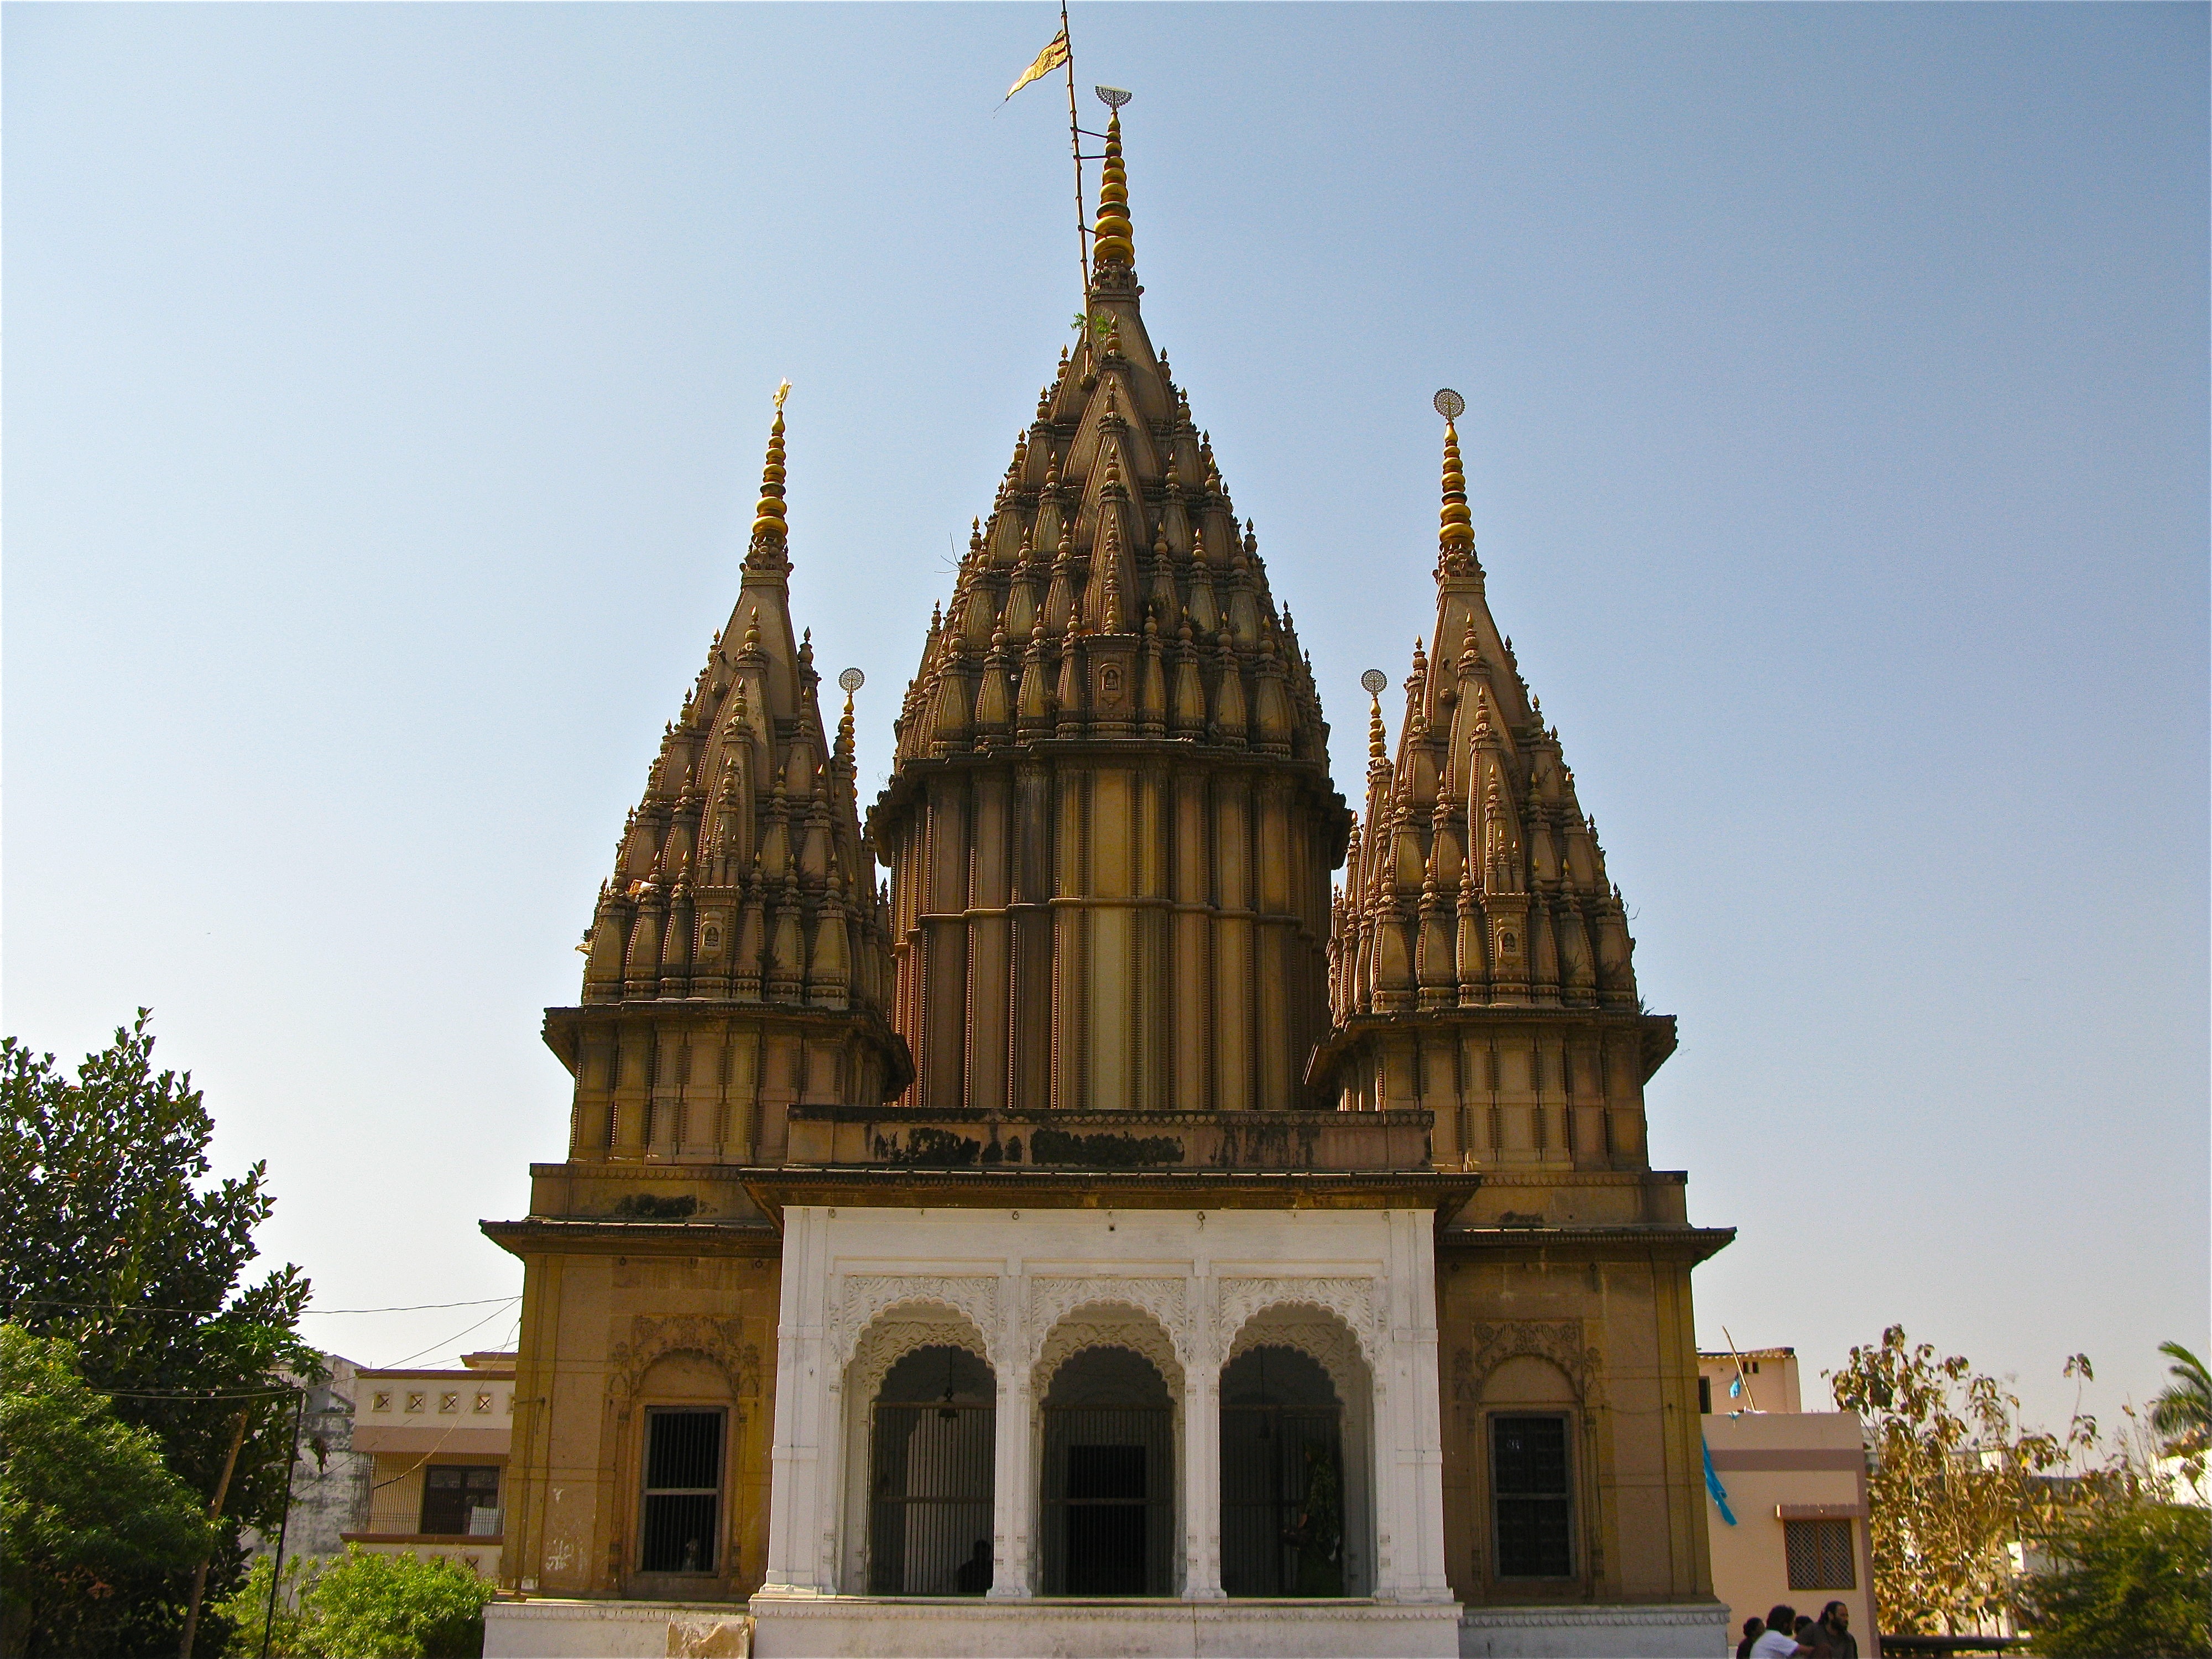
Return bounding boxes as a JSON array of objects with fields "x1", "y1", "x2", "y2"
[
  {"x1": 0, "y1": 1013, "x2": 317, "y2": 1655},
  {"x1": 1828, "y1": 1325, "x2": 2096, "y2": 1636},
  {"x1": 0, "y1": 1323, "x2": 212, "y2": 1658}
]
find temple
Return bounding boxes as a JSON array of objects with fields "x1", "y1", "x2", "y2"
[{"x1": 483, "y1": 109, "x2": 1731, "y2": 1659}]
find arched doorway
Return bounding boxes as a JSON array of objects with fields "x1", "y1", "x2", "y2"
[
  {"x1": 1039, "y1": 1347, "x2": 1175, "y2": 1596},
  {"x1": 1220, "y1": 1345, "x2": 1346, "y2": 1597},
  {"x1": 867, "y1": 1345, "x2": 996, "y2": 1594}
]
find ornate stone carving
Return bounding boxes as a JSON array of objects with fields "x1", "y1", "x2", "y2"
[
  {"x1": 1034, "y1": 1312, "x2": 1185, "y2": 1394},
  {"x1": 829, "y1": 1274, "x2": 999, "y2": 1368},
  {"x1": 1217, "y1": 1276, "x2": 1383, "y2": 1368},
  {"x1": 1025, "y1": 1276, "x2": 1189, "y2": 1366},
  {"x1": 846, "y1": 1313, "x2": 992, "y2": 1405},
  {"x1": 606, "y1": 1315, "x2": 760, "y2": 1410},
  {"x1": 1225, "y1": 1314, "x2": 1370, "y2": 1408},
  {"x1": 1454, "y1": 1318, "x2": 1602, "y2": 1404}
]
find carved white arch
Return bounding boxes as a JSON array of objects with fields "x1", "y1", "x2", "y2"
[
  {"x1": 843, "y1": 1308, "x2": 995, "y2": 1408},
  {"x1": 1033, "y1": 1304, "x2": 1186, "y2": 1396},
  {"x1": 1025, "y1": 1276, "x2": 1190, "y2": 1369},
  {"x1": 1224, "y1": 1306, "x2": 1372, "y2": 1414},
  {"x1": 828, "y1": 1274, "x2": 999, "y2": 1370},
  {"x1": 1216, "y1": 1276, "x2": 1384, "y2": 1372}
]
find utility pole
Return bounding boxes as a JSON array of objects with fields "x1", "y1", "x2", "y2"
[{"x1": 178, "y1": 1407, "x2": 252, "y2": 1659}]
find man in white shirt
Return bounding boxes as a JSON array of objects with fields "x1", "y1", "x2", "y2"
[{"x1": 1750, "y1": 1604, "x2": 1811, "y2": 1658}]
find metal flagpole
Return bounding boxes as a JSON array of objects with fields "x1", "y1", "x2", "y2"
[{"x1": 1061, "y1": 0, "x2": 1089, "y2": 300}]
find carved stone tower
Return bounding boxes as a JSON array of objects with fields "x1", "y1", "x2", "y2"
[
  {"x1": 555, "y1": 405, "x2": 908, "y2": 1169},
  {"x1": 870, "y1": 111, "x2": 1348, "y2": 1122},
  {"x1": 1312, "y1": 417, "x2": 1677, "y2": 1171}
]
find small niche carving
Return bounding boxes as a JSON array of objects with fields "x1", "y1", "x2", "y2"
[{"x1": 1097, "y1": 661, "x2": 1125, "y2": 707}]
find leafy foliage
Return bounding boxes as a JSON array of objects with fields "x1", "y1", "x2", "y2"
[
  {"x1": 0, "y1": 1323, "x2": 212, "y2": 1658},
  {"x1": 1828, "y1": 1325, "x2": 2095, "y2": 1636},
  {"x1": 212, "y1": 1548, "x2": 493, "y2": 1659},
  {"x1": 0, "y1": 1013, "x2": 316, "y2": 1653},
  {"x1": 2020, "y1": 1498, "x2": 2211, "y2": 1658},
  {"x1": 2148, "y1": 1341, "x2": 2210, "y2": 1474}
]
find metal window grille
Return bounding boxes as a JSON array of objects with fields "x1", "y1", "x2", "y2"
[
  {"x1": 419, "y1": 1465, "x2": 500, "y2": 1536},
  {"x1": 1491, "y1": 1415, "x2": 1573, "y2": 1578},
  {"x1": 1040, "y1": 1407, "x2": 1175, "y2": 1595},
  {"x1": 1785, "y1": 1519, "x2": 1856, "y2": 1590},
  {"x1": 640, "y1": 1408, "x2": 723, "y2": 1573},
  {"x1": 868, "y1": 1403, "x2": 996, "y2": 1594},
  {"x1": 1220, "y1": 1406, "x2": 1345, "y2": 1596}
]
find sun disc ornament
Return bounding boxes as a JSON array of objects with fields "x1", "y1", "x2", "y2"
[
  {"x1": 1095, "y1": 85, "x2": 1132, "y2": 110},
  {"x1": 1360, "y1": 669, "x2": 1389, "y2": 698},
  {"x1": 838, "y1": 667, "x2": 865, "y2": 695},
  {"x1": 1433, "y1": 388, "x2": 1465, "y2": 422}
]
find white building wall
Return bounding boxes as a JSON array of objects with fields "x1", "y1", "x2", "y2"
[{"x1": 754, "y1": 1203, "x2": 1454, "y2": 1611}]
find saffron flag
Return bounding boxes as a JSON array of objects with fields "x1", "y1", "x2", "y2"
[
  {"x1": 1005, "y1": 28, "x2": 1070, "y2": 101},
  {"x1": 1702, "y1": 1438, "x2": 1738, "y2": 1527}
]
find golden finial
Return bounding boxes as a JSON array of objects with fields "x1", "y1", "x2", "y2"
[
  {"x1": 1093, "y1": 110, "x2": 1135, "y2": 269},
  {"x1": 1361, "y1": 668, "x2": 1389, "y2": 761},
  {"x1": 749, "y1": 388, "x2": 790, "y2": 552},
  {"x1": 1434, "y1": 390, "x2": 1474, "y2": 556}
]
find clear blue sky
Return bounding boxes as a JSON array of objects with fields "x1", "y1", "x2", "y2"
[{"x1": 7, "y1": 3, "x2": 2204, "y2": 1432}]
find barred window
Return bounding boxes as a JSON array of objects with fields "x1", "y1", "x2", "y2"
[
  {"x1": 641, "y1": 1408, "x2": 724, "y2": 1574},
  {"x1": 1785, "y1": 1519, "x2": 1856, "y2": 1590},
  {"x1": 1491, "y1": 1415, "x2": 1572, "y2": 1578}
]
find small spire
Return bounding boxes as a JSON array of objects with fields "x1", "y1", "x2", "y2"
[
  {"x1": 1368, "y1": 692, "x2": 1387, "y2": 762},
  {"x1": 1093, "y1": 111, "x2": 1135, "y2": 269},
  {"x1": 1439, "y1": 419, "x2": 1475, "y2": 557},
  {"x1": 749, "y1": 392, "x2": 790, "y2": 557}
]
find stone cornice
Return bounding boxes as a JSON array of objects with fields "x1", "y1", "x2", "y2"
[
  {"x1": 735, "y1": 1166, "x2": 1483, "y2": 1229},
  {"x1": 1437, "y1": 1223, "x2": 1735, "y2": 1265}
]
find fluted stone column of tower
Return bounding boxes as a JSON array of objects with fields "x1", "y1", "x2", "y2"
[
  {"x1": 549, "y1": 405, "x2": 909, "y2": 1166},
  {"x1": 1313, "y1": 421, "x2": 1677, "y2": 1168},
  {"x1": 869, "y1": 113, "x2": 1352, "y2": 1116}
]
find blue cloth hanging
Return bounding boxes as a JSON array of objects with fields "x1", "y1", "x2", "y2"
[{"x1": 1703, "y1": 1437, "x2": 1737, "y2": 1526}]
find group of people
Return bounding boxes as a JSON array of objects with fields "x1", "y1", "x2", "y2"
[{"x1": 1738, "y1": 1600, "x2": 1858, "y2": 1659}]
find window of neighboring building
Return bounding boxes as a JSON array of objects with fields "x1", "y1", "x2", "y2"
[
  {"x1": 1785, "y1": 1519, "x2": 1856, "y2": 1590},
  {"x1": 1491, "y1": 1415, "x2": 1573, "y2": 1578},
  {"x1": 640, "y1": 1408, "x2": 724, "y2": 1574},
  {"x1": 420, "y1": 1465, "x2": 500, "y2": 1536},
  {"x1": 1698, "y1": 1375, "x2": 1713, "y2": 1414}
]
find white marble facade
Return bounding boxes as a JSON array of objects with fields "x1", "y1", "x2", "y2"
[{"x1": 753, "y1": 1203, "x2": 1455, "y2": 1616}]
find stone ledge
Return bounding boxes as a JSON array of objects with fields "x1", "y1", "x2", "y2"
[
  {"x1": 1458, "y1": 1600, "x2": 1729, "y2": 1658},
  {"x1": 747, "y1": 1594, "x2": 1462, "y2": 1658}
]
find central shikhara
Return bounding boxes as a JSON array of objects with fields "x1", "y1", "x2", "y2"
[{"x1": 484, "y1": 111, "x2": 1733, "y2": 1659}]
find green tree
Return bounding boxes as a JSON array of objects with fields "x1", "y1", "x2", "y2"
[
  {"x1": 2020, "y1": 1498, "x2": 2211, "y2": 1658},
  {"x1": 0, "y1": 1014, "x2": 316, "y2": 1654},
  {"x1": 0, "y1": 1323, "x2": 212, "y2": 1658},
  {"x1": 1828, "y1": 1326, "x2": 2095, "y2": 1636},
  {"x1": 2148, "y1": 1341, "x2": 2210, "y2": 1472},
  {"x1": 211, "y1": 1549, "x2": 492, "y2": 1659}
]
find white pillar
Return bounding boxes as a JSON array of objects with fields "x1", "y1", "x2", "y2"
[
  {"x1": 1182, "y1": 1365, "x2": 1224, "y2": 1598},
  {"x1": 988, "y1": 1361, "x2": 1034, "y2": 1598},
  {"x1": 1379, "y1": 1208, "x2": 1453, "y2": 1603},
  {"x1": 763, "y1": 1206, "x2": 836, "y2": 1593}
]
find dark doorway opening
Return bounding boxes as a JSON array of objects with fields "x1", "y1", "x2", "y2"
[
  {"x1": 1219, "y1": 1347, "x2": 1345, "y2": 1597},
  {"x1": 868, "y1": 1345, "x2": 996, "y2": 1594},
  {"x1": 640, "y1": 1408, "x2": 723, "y2": 1573},
  {"x1": 1040, "y1": 1347, "x2": 1175, "y2": 1595}
]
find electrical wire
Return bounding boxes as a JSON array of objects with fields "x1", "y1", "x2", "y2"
[
  {"x1": 11, "y1": 1294, "x2": 523, "y2": 1318},
  {"x1": 373, "y1": 1299, "x2": 521, "y2": 1370}
]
